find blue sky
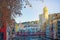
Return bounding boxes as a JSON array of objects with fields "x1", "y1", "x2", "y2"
[{"x1": 15, "y1": 0, "x2": 60, "y2": 23}]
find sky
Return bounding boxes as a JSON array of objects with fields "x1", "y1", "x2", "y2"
[{"x1": 15, "y1": 0, "x2": 60, "y2": 23}]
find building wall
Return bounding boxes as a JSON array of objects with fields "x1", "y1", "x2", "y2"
[
  {"x1": 39, "y1": 13, "x2": 60, "y2": 39},
  {"x1": 39, "y1": 14, "x2": 46, "y2": 32},
  {"x1": 57, "y1": 19, "x2": 60, "y2": 39},
  {"x1": 22, "y1": 20, "x2": 39, "y2": 28}
]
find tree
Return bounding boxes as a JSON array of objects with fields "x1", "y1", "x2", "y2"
[{"x1": 0, "y1": 0, "x2": 31, "y2": 24}]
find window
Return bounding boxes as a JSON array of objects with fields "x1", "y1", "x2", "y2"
[
  {"x1": 58, "y1": 35, "x2": 60, "y2": 38},
  {"x1": 0, "y1": 20, "x2": 3, "y2": 29},
  {"x1": 58, "y1": 20, "x2": 60, "y2": 28},
  {"x1": 0, "y1": 10, "x2": 3, "y2": 29},
  {"x1": 0, "y1": 10, "x2": 3, "y2": 18},
  {"x1": 0, "y1": 32, "x2": 4, "y2": 40}
]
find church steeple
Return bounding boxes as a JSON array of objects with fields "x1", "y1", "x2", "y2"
[{"x1": 43, "y1": 6, "x2": 48, "y2": 20}]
